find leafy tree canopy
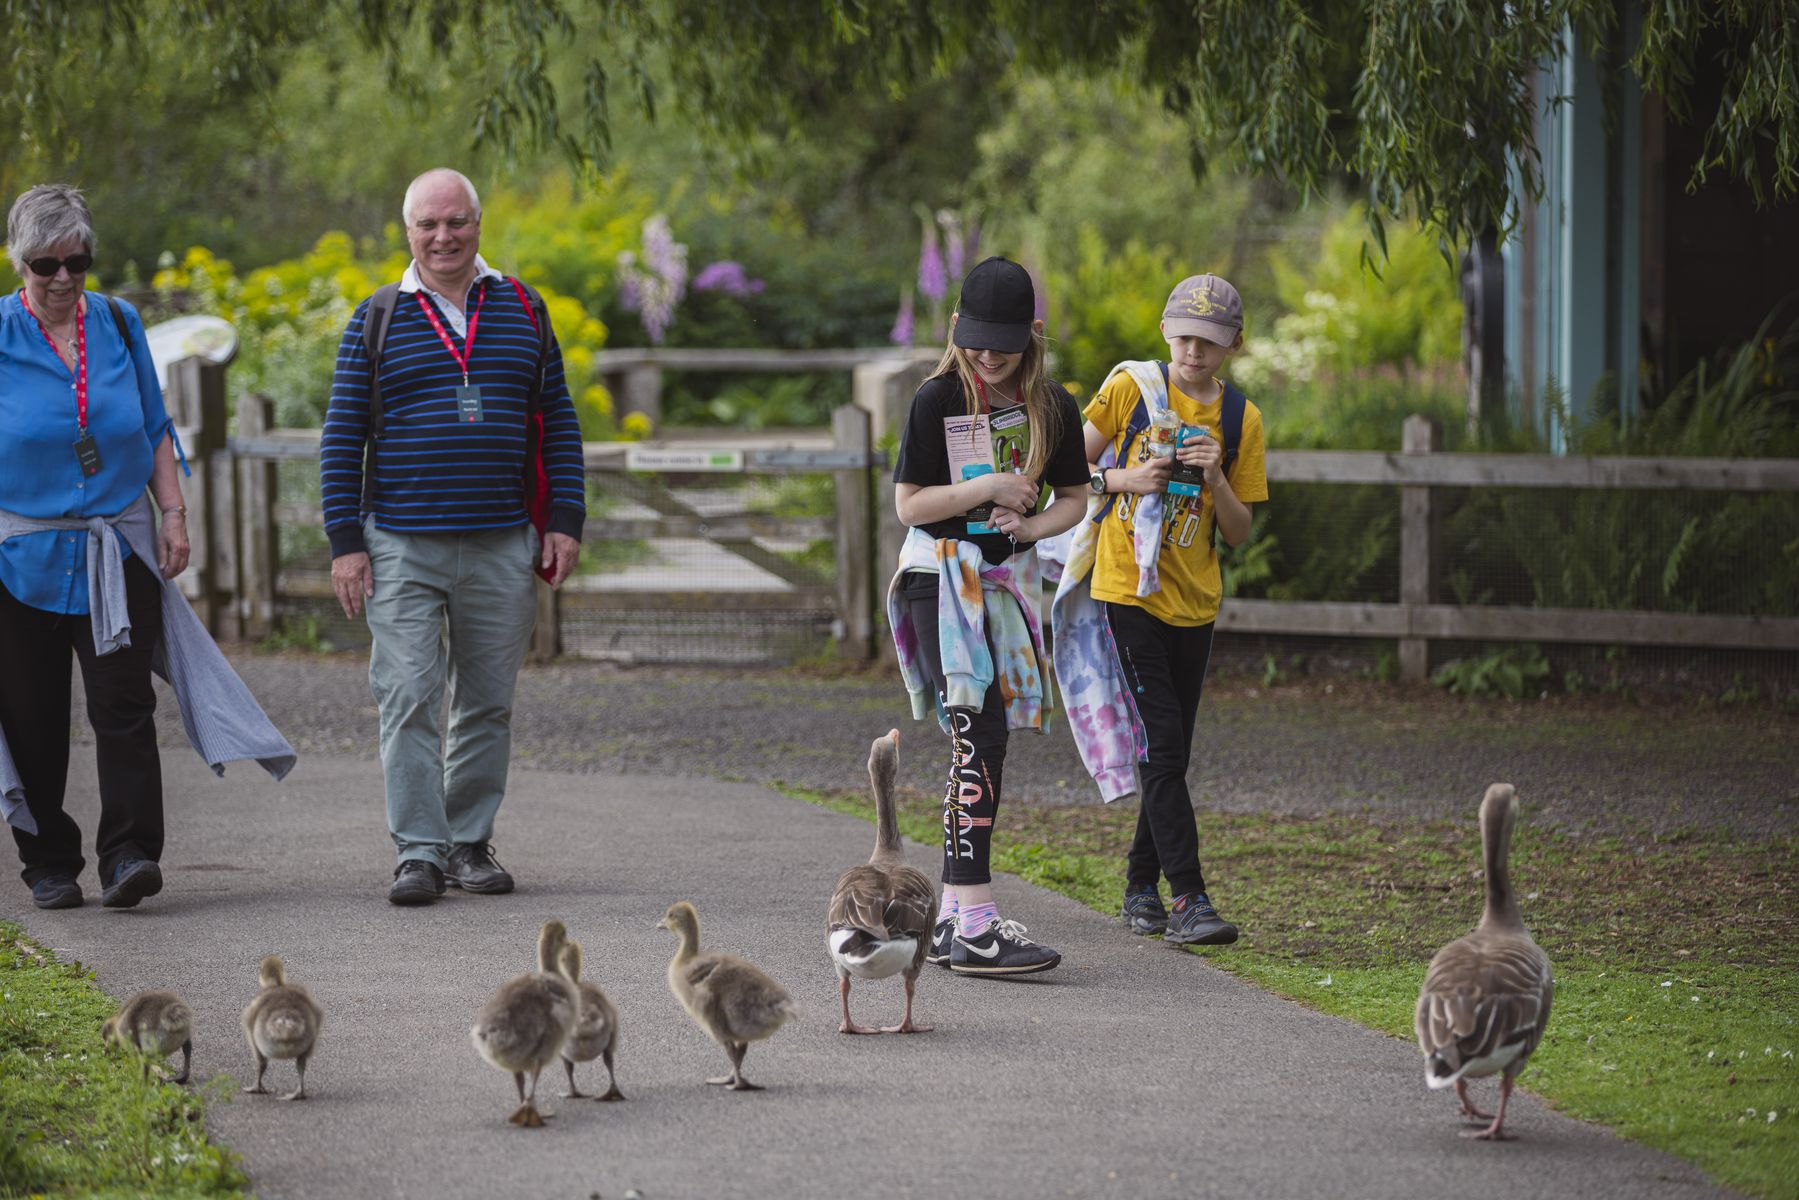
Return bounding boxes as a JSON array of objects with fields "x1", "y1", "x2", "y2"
[{"x1": 4, "y1": 0, "x2": 1793, "y2": 252}]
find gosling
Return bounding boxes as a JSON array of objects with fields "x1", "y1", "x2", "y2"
[
  {"x1": 240, "y1": 955, "x2": 323, "y2": 1100},
  {"x1": 659, "y1": 900, "x2": 797, "y2": 1091},
  {"x1": 471, "y1": 919, "x2": 580, "y2": 1126},
  {"x1": 103, "y1": 989, "x2": 193, "y2": 1084},
  {"x1": 558, "y1": 939, "x2": 624, "y2": 1101}
]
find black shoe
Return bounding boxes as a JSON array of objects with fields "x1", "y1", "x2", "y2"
[
  {"x1": 30, "y1": 873, "x2": 83, "y2": 910},
  {"x1": 1122, "y1": 885, "x2": 1169, "y2": 935},
  {"x1": 924, "y1": 918, "x2": 955, "y2": 967},
  {"x1": 102, "y1": 858, "x2": 163, "y2": 909},
  {"x1": 445, "y1": 842, "x2": 514, "y2": 894},
  {"x1": 949, "y1": 918, "x2": 1062, "y2": 976},
  {"x1": 1163, "y1": 893, "x2": 1239, "y2": 946},
  {"x1": 388, "y1": 859, "x2": 446, "y2": 906}
]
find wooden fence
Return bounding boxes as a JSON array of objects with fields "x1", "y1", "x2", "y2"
[{"x1": 167, "y1": 358, "x2": 1799, "y2": 675}]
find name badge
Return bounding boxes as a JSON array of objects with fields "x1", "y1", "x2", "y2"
[
  {"x1": 456, "y1": 385, "x2": 484, "y2": 422},
  {"x1": 73, "y1": 432, "x2": 102, "y2": 477}
]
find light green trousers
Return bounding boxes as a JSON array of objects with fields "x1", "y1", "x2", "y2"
[{"x1": 364, "y1": 521, "x2": 539, "y2": 866}]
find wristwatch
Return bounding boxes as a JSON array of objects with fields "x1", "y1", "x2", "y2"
[{"x1": 1089, "y1": 469, "x2": 1107, "y2": 494}]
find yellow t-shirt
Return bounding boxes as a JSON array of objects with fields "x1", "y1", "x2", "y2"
[{"x1": 1084, "y1": 370, "x2": 1269, "y2": 626}]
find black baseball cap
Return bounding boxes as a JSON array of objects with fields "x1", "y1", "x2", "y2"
[{"x1": 952, "y1": 256, "x2": 1035, "y2": 354}]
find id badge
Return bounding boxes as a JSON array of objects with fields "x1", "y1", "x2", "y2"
[
  {"x1": 456, "y1": 385, "x2": 484, "y2": 422},
  {"x1": 73, "y1": 432, "x2": 102, "y2": 477}
]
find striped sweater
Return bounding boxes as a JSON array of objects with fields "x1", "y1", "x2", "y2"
[{"x1": 320, "y1": 279, "x2": 587, "y2": 558}]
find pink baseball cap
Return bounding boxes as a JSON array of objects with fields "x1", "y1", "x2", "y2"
[{"x1": 1162, "y1": 274, "x2": 1243, "y2": 345}]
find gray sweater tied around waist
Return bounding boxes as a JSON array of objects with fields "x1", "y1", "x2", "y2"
[{"x1": 0, "y1": 495, "x2": 297, "y2": 834}]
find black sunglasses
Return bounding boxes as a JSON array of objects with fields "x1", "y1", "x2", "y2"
[{"x1": 25, "y1": 253, "x2": 93, "y2": 277}]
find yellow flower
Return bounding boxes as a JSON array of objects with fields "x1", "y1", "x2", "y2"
[{"x1": 621, "y1": 412, "x2": 653, "y2": 440}]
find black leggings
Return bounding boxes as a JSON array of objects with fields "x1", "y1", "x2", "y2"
[
  {"x1": 902, "y1": 572, "x2": 1006, "y2": 886},
  {"x1": 1, "y1": 555, "x2": 165, "y2": 887},
  {"x1": 1105, "y1": 602, "x2": 1215, "y2": 898}
]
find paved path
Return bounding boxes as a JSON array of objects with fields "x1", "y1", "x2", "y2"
[{"x1": 7, "y1": 752, "x2": 1734, "y2": 1200}]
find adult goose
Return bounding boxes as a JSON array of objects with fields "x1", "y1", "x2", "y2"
[
  {"x1": 241, "y1": 955, "x2": 324, "y2": 1100},
  {"x1": 659, "y1": 900, "x2": 797, "y2": 1091},
  {"x1": 104, "y1": 990, "x2": 193, "y2": 1084},
  {"x1": 558, "y1": 938, "x2": 625, "y2": 1102},
  {"x1": 471, "y1": 919, "x2": 581, "y2": 1127},
  {"x1": 827, "y1": 729, "x2": 935, "y2": 1034},
  {"x1": 1415, "y1": 783, "x2": 1553, "y2": 1140}
]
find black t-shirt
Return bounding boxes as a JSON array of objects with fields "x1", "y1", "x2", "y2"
[{"x1": 892, "y1": 373, "x2": 1089, "y2": 564}]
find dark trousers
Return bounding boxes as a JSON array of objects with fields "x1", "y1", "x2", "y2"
[
  {"x1": 1105, "y1": 602, "x2": 1215, "y2": 898},
  {"x1": 1, "y1": 556, "x2": 165, "y2": 886},
  {"x1": 903, "y1": 572, "x2": 1006, "y2": 886}
]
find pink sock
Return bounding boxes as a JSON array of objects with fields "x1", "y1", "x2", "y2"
[
  {"x1": 958, "y1": 901, "x2": 999, "y2": 938},
  {"x1": 936, "y1": 889, "x2": 958, "y2": 926}
]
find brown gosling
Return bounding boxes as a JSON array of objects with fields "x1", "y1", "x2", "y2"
[
  {"x1": 827, "y1": 729, "x2": 935, "y2": 1034},
  {"x1": 471, "y1": 919, "x2": 580, "y2": 1127},
  {"x1": 240, "y1": 955, "x2": 324, "y2": 1100},
  {"x1": 1415, "y1": 784, "x2": 1554, "y2": 1140},
  {"x1": 659, "y1": 900, "x2": 798, "y2": 1091},
  {"x1": 103, "y1": 990, "x2": 193, "y2": 1084},
  {"x1": 557, "y1": 939, "x2": 624, "y2": 1101}
]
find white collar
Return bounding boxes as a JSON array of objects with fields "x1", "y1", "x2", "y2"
[{"x1": 398, "y1": 254, "x2": 503, "y2": 298}]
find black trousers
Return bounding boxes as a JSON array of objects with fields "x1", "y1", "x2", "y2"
[
  {"x1": 1105, "y1": 602, "x2": 1215, "y2": 898},
  {"x1": 902, "y1": 572, "x2": 1006, "y2": 886},
  {"x1": 1, "y1": 556, "x2": 165, "y2": 887}
]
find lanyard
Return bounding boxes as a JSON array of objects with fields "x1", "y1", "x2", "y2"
[
  {"x1": 21, "y1": 290, "x2": 88, "y2": 429},
  {"x1": 416, "y1": 282, "x2": 486, "y2": 385}
]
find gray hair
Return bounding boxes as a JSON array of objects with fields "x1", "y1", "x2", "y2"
[
  {"x1": 402, "y1": 168, "x2": 482, "y2": 226},
  {"x1": 7, "y1": 183, "x2": 96, "y2": 274}
]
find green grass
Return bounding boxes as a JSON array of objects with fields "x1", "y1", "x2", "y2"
[
  {"x1": 786, "y1": 785, "x2": 1799, "y2": 1200},
  {"x1": 0, "y1": 921, "x2": 245, "y2": 1199}
]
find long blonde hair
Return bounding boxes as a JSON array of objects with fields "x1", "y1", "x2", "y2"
[{"x1": 931, "y1": 327, "x2": 1061, "y2": 480}]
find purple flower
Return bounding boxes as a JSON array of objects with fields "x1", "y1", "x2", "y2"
[
  {"x1": 616, "y1": 215, "x2": 689, "y2": 344},
  {"x1": 692, "y1": 260, "x2": 766, "y2": 297},
  {"x1": 917, "y1": 224, "x2": 946, "y2": 303},
  {"x1": 889, "y1": 289, "x2": 915, "y2": 346}
]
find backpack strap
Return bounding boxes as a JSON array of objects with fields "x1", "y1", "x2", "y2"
[
  {"x1": 1092, "y1": 364, "x2": 1246, "y2": 527},
  {"x1": 504, "y1": 276, "x2": 550, "y2": 416},
  {"x1": 359, "y1": 282, "x2": 403, "y2": 436}
]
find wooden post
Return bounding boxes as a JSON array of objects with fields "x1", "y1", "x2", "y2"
[
  {"x1": 236, "y1": 394, "x2": 278, "y2": 640},
  {"x1": 832, "y1": 403, "x2": 875, "y2": 658},
  {"x1": 1399, "y1": 413, "x2": 1443, "y2": 682},
  {"x1": 531, "y1": 576, "x2": 560, "y2": 661},
  {"x1": 622, "y1": 364, "x2": 663, "y2": 426},
  {"x1": 167, "y1": 358, "x2": 230, "y2": 635},
  {"x1": 854, "y1": 358, "x2": 932, "y2": 661}
]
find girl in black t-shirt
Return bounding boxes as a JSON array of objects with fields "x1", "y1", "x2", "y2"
[{"x1": 890, "y1": 257, "x2": 1088, "y2": 977}]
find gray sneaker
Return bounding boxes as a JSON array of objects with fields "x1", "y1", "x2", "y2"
[
  {"x1": 1162, "y1": 893, "x2": 1239, "y2": 946},
  {"x1": 445, "y1": 842, "x2": 514, "y2": 894}
]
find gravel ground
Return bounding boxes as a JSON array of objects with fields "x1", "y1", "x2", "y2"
[{"x1": 102, "y1": 648, "x2": 1798, "y2": 839}]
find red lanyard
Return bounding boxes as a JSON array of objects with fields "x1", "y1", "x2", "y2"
[
  {"x1": 21, "y1": 290, "x2": 88, "y2": 429},
  {"x1": 416, "y1": 282, "x2": 486, "y2": 385}
]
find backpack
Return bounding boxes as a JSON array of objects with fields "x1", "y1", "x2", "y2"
[
  {"x1": 359, "y1": 276, "x2": 556, "y2": 582},
  {"x1": 1096, "y1": 361, "x2": 1245, "y2": 546}
]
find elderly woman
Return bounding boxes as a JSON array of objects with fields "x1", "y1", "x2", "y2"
[{"x1": 0, "y1": 184, "x2": 194, "y2": 909}]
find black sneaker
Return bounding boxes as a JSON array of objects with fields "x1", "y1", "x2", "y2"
[
  {"x1": 1122, "y1": 885, "x2": 1169, "y2": 935},
  {"x1": 388, "y1": 859, "x2": 446, "y2": 906},
  {"x1": 949, "y1": 918, "x2": 1062, "y2": 976},
  {"x1": 102, "y1": 858, "x2": 163, "y2": 909},
  {"x1": 445, "y1": 843, "x2": 514, "y2": 894},
  {"x1": 30, "y1": 873, "x2": 83, "y2": 910},
  {"x1": 924, "y1": 918, "x2": 955, "y2": 967},
  {"x1": 1163, "y1": 893, "x2": 1239, "y2": 946}
]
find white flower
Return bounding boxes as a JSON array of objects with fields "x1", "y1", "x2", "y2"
[{"x1": 1318, "y1": 974, "x2": 1334, "y2": 986}]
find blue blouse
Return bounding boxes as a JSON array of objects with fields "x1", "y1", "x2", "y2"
[{"x1": 0, "y1": 290, "x2": 172, "y2": 615}]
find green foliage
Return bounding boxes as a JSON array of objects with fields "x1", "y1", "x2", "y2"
[
  {"x1": 1044, "y1": 229, "x2": 1179, "y2": 393},
  {"x1": 0, "y1": 921, "x2": 246, "y2": 1197},
  {"x1": 1430, "y1": 645, "x2": 1554, "y2": 698}
]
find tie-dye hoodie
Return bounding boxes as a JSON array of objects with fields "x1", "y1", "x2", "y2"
[{"x1": 887, "y1": 528, "x2": 1049, "y2": 735}]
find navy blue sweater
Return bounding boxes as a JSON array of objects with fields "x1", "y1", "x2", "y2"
[{"x1": 320, "y1": 279, "x2": 587, "y2": 558}]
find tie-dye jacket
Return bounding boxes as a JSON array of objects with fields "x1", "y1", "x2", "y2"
[
  {"x1": 886, "y1": 528, "x2": 1049, "y2": 735},
  {"x1": 1051, "y1": 474, "x2": 1148, "y2": 806}
]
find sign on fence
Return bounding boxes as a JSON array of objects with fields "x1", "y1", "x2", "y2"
[{"x1": 624, "y1": 447, "x2": 745, "y2": 472}]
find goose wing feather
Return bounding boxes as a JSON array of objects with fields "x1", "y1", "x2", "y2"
[
  {"x1": 691, "y1": 953, "x2": 795, "y2": 1042},
  {"x1": 1416, "y1": 932, "x2": 1553, "y2": 1079},
  {"x1": 828, "y1": 865, "x2": 895, "y2": 939}
]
